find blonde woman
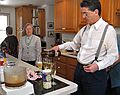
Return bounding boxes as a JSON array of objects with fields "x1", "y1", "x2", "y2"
[{"x1": 18, "y1": 23, "x2": 41, "y2": 66}]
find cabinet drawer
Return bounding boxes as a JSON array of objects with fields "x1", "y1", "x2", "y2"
[
  {"x1": 66, "y1": 65, "x2": 76, "y2": 81},
  {"x1": 54, "y1": 56, "x2": 67, "y2": 63},
  {"x1": 54, "y1": 61, "x2": 66, "y2": 76},
  {"x1": 67, "y1": 57, "x2": 77, "y2": 66}
]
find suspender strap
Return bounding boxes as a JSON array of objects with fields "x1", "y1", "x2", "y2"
[
  {"x1": 81, "y1": 24, "x2": 109, "y2": 63},
  {"x1": 95, "y1": 24, "x2": 109, "y2": 61}
]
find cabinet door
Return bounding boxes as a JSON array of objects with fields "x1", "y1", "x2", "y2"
[
  {"x1": 101, "y1": 0, "x2": 112, "y2": 24},
  {"x1": 38, "y1": 9, "x2": 46, "y2": 37},
  {"x1": 15, "y1": 7, "x2": 22, "y2": 41},
  {"x1": 116, "y1": 0, "x2": 120, "y2": 11},
  {"x1": 54, "y1": 0, "x2": 66, "y2": 32},
  {"x1": 101, "y1": 0, "x2": 120, "y2": 26},
  {"x1": 22, "y1": 6, "x2": 33, "y2": 27},
  {"x1": 66, "y1": 57, "x2": 77, "y2": 81},
  {"x1": 55, "y1": 60, "x2": 67, "y2": 78},
  {"x1": 66, "y1": 65, "x2": 76, "y2": 81},
  {"x1": 65, "y1": 0, "x2": 78, "y2": 33},
  {"x1": 78, "y1": 0, "x2": 87, "y2": 29}
]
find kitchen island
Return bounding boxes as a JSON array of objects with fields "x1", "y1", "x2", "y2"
[{"x1": 0, "y1": 54, "x2": 77, "y2": 95}]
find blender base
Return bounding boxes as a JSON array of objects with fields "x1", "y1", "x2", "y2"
[{"x1": 1, "y1": 81, "x2": 34, "y2": 95}]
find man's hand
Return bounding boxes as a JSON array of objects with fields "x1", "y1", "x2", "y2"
[
  {"x1": 50, "y1": 46, "x2": 60, "y2": 52},
  {"x1": 83, "y1": 63, "x2": 99, "y2": 73}
]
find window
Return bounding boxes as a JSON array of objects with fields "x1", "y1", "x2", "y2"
[{"x1": 0, "y1": 13, "x2": 9, "y2": 44}]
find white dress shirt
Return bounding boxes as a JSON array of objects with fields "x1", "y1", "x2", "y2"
[
  {"x1": 18, "y1": 34, "x2": 41, "y2": 61},
  {"x1": 59, "y1": 18, "x2": 119, "y2": 70}
]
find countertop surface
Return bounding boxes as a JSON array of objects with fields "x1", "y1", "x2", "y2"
[
  {"x1": 0, "y1": 54, "x2": 78, "y2": 95},
  {"x1": 60, "y1": 50, "x2": 77, "y2": 58}
]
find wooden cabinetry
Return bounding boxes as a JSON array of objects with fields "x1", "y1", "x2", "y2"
[
  {"x1": 115, "y1": 0, "x2": 120, "y2": 16},
  {"x1": 116, "y1": 0, "x2": 120, "y2": 11},
  {"x1": 54, "y1": 0, "x2": 78, "y2": 33},
  {"x1": 38, "y1": 9, "x2": 46, "y2": 38},
  {"x1": 54, "y1": 55, "x2": 77, "y2": 81},
  {"x1": 15, "y1": 5, "x2": 34, "y2": 40},
  {"x1": 78, "y1": 0, "x2": 87, "y2": 29},
  {"x1": 101, "y1": 0, "x2": 120, "y2": 27},
  {"x1": 16, "y1": 5, "x2": 45, "y2": 41}
]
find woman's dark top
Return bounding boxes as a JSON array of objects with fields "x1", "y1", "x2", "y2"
[{"x1": 1, "y1": 35, "x2": 18, "y2": 58}]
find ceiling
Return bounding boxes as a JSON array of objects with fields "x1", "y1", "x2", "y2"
[{"x1": 0, "y1": 0, "x2": 54, "y2": 7}]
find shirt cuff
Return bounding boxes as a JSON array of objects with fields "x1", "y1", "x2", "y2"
[{"x1": 58, "y1": 44, "x2": 65, "y2": 50}]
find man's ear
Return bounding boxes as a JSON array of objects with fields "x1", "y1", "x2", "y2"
[{"x1": 94, "y1": 9, "x2": 99, "y2": 15}]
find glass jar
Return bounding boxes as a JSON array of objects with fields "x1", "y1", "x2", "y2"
[{"x1": 4, "y1": 66, "x2": 27, "y2": 87}]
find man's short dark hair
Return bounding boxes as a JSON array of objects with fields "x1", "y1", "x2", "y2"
[
  {"x1": 80, "y1": 0, "x2": 101, "y2": 16},
  {"x1": 6, "y1": 26, "x2": 13, "y2": 34}
]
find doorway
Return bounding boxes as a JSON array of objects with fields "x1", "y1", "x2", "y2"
[{"x1": 0, "y1": 13, "x2": 9, "y2": 44}]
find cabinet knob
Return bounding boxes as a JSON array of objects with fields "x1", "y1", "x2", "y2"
[
  {"x1": 58, "y1": 66, "x2": 60, "y2": 69},
  {"x1": 58, "y1": 58, "x2": 60, "y2": 60},
  {"x1": 62, "y1": 28, "x2": 66, "y2": 30}
]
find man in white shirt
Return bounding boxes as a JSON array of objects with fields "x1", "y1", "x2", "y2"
[{"x1": 51, "y1": 0, "x2": 119, "y2": 95}]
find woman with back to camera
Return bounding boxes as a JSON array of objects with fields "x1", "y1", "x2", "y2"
[
  {"x1": 18, "y1": 23, "x2": 41, "y2": 66},
  {"x1": 1, "y1": 26, "x2": 18, "y2": 58}
]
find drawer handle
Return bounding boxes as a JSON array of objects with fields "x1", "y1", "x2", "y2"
[
  {"x1": 62, "y1": 27, "x2": 66, "y2": 30},
  {"x1": 58, "y1": 58, "x2": 60, "y2": 60},
  {"x1": 58, "y1": 66, "x2": 60, "y2": 69}
]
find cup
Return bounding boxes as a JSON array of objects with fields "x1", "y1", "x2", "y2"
[
  {"x1": 36, "y1": 61, "x2": 42, "y2": 70},
  {"x1": 42, "y1": 69, "x2": 52, "y2": 89}
]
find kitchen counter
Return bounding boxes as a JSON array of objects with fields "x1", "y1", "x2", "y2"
[
  {"x1": 0, "y1": 54, "x2": 77, "y2": 95},
  {"x1": 60, "y1": 50, "x2": 77, "y2": 59}
]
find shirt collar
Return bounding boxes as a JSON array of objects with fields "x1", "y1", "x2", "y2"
[
  {"x1": 93, "y1": 17, "x2": 104, "y2": 30},
  {"x1": 26, "y1": 34, "x2": 33, "y2": 39}
]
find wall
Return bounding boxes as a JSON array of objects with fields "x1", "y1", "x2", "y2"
[
  {"x1": 40, "y1": 5, "x2": 54, "y2": 48},
  {"x1": 0, "y1": 6, "x2": 16, "y2": 35}
]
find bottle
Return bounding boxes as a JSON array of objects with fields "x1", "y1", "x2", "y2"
[
  {"x1": 41, "y1": 49, "x2": 61, "y2": 57},
  {"x1": 2, "y1": 50, "x2": 6, "y2": 65}
]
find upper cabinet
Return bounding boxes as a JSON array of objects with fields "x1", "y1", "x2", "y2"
[
  {"x1": 54, "y1": 0, "x2": 120, "y2": 33},
  {"x1": 78, "y1": 0, "x2": 87, "y2": 29},
  {"x1": 101, "y1": 0, "x2": 120, "y2": 27},
  {"x1": 54, "y1": 0, "x2": 78, "y2": 33},
  {"x1": 15, "y1": 5, "x2": 46, "y2": 41},
  {"x1": 116, "y1": 0, "x2": 120, "y2": 11},
  {"x1": 115, "y1": 0, "x2": 120, "y2": 16},
  {"x1": 15, "y1": 5, "x2": 34, "y2": 40}
]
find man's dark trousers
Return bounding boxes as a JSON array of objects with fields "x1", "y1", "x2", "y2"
[{"x1": 72, "y1": 63, "x2": 107, "y2": 95}]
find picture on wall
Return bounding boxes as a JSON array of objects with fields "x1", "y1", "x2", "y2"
[
  {"x1": 47, "y1": 22, "x2": 54, "y2": 29},
  {"x1": 48, "y1": 31, "x2": 54, "y2": 37}
]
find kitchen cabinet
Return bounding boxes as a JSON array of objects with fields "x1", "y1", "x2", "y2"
[
  {"x1": 78, "y1": 0, "x2": 87, "y2": 29},
  {"x1": 15, "y1": 5, "x2": 34, "y2": 40},
  {"x1": 15, "y1": 5, "x2": 46, "y2": 41},
  {"x1": 54, "y1": 55, "x2": 77, "y2": 81},
  {"x1": 38, "y1": 9, "x2": 46, "y2": 38},
  {"x1": 54, "y1": 0, "x2": 78, "y2": 33},
  {"x1": 116, "y1": 0, "x2": 120, "y2": 11},
  {"x1": 101, "y1": 0, "x2": 120, "y2": 27},
  {"x1": 115, "y1": 0, "x2": 120, "y2": 16}
]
